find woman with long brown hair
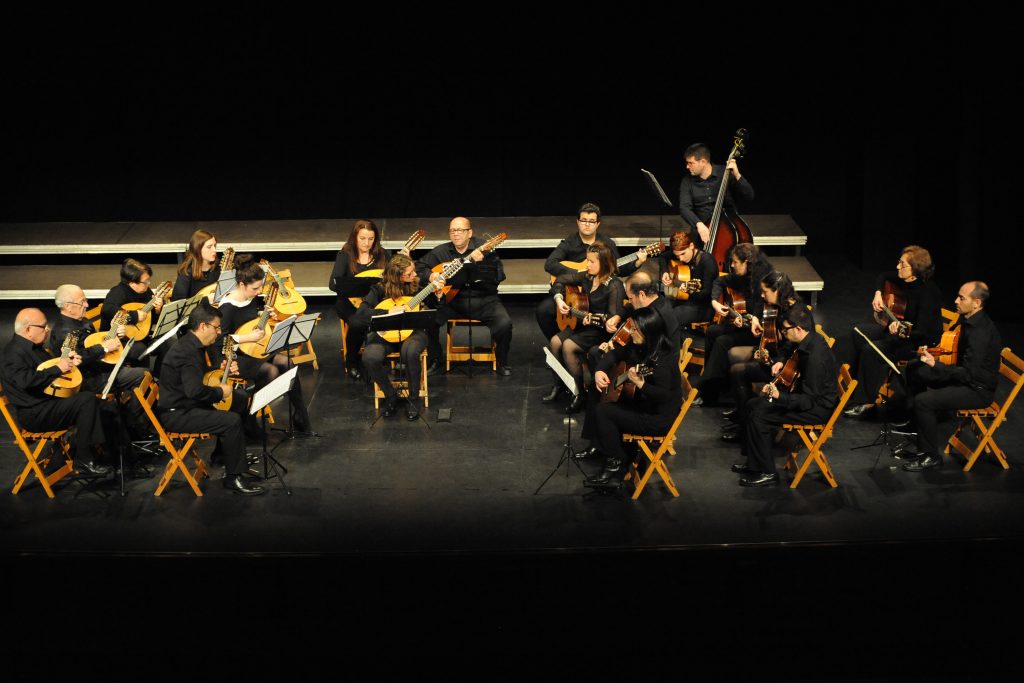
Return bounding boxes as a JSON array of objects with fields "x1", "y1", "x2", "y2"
[{"x1": 173, "y1": 229, "x2": 221, "y2": 300}]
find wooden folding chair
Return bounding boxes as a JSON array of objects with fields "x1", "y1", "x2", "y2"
[
  {"x1": 678, "y1": 337, "x2": 694, "y2": 377},
  {"x1": 621, "y1": 371, "x2": 698, "y2": 500},
  {"x1": 85, "y1": 303, "x2": 103, "y2": 331},
  {"x1": 941, "y1": 308, "x2": 960, "y2": 331},
  {"x1": 446, "y1": 319, "x2": 496, "y2": 371},
  {"x1": 132, "y1": 372, "x2": 211, "y2": 496},
  {"x1": 373, "y1": 349, "x2": 429, "y2": 409},
  {"x1": 781, "y1": 363, "x2": 858, "y2": 489},
  {"x1": 815, "y1": 324, "x2": 835, "y2": 349},
  {"x1": 2, "y1": 393, "x2": 75, "y2": 499},
  {"x1": 945, "y1": 347, "x2": 1024, "y2": 471}
]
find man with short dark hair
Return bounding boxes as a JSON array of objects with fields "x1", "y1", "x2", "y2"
[{"x1": 679, "y1": 143, "x2": 754, "y2": 249}]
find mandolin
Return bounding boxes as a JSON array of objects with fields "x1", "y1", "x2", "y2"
[
  {"x1": 432, "y1": 232, "x2": 508, "y2": 301},
  {"x1": 260, "y1": 260, "x2": 307, "y2": 317},
  {"x1": 552, "y1": 242, "x2": 665, "y2": 284},
  {"x1": 121, "y1": 280, "x2": 173, "y2": 341},
  {"x1": 84, "y1": 309, "x2": 129, "y2": 364},
  {"x1": 601, "y1": 362, "x2": 654, "y2": 402},
  {"x1": 374, "y1": 259, "x2": 466, "y2": 344},
  {"x1": 37, "y1": 330, "x2": 83, "y2": 398},
  {"x1": 555, "y1": 284, "x2": 609, "y2": 332},
  {"x1": 236, "y1": 285, "x2": 279, "y2": 359},
  {"x1": 203, "y1": 336, "x2": 236, "y2": 411}
]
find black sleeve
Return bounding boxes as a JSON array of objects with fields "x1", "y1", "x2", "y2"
[
  {"x1": 908, "y1": 283, "x2": 943, "y2": 348},
  {"x1": 636, "y1": 350, "x2": 678, "y2": 407},
  {"x1": 102, "y1": 286, "x2": 136, "y2": 328},
  {"x1": 731, "y1": 174, "x2": 754, "y2": 202},
  {"x1": 172, "y1": 273, "x2": 191, "y2": 302},
  {"x1": 2, "y1": 347, "x2": 62, "y2": 394},
  {"x1": 607, "y1": 279, "x2": 626, "y2": 320},
  {"x1": 690, "y1": 255, "x2": 719, "y2": 306},
  {"x1": 328, "y1": 251, "x2": 350, "y2": 292},
  {"x1": 552, "y1": 271, "x2": 588, "y2": 298},
  {"x1": 679, "y1": 177, "x2": 700, "y2": 228},
  {"x1": 352, "y1": 285, "x2": 385, "y2": 329},
  {"x1": 545, "y1": 239, "x2": 578, "y2": 277},
  {"x1": 773, "y1": 342, "x2": 839, "y2": 414}
]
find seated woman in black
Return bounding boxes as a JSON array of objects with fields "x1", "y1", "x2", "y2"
[
  {"x1": 350, "y1": 254, "x2": 431, "y2": 421},
  {"x1": 692, "y1": 242, "x2": 773, "y2": 406},
  {"x1": 213, "y1": 255, "x2": 312, "y2": 433},
  {"x1": 581, "y1": 305, "x2": 682, "y2": 485},
  {"x1": 722, "y1": 271, "x2": 806, "y2": 440},
  {"x1": 172, "y1": 229, "x2": 222, "y2": 301},
  {"x1": 543, "y1": 240, "x2": 624, "y2": 413},
  {"x1": 328, "y1": 219, "x2": 390, "y2": 381},
  {"x1": 657, "y1": 229, "x2": 718, "y2": 331}
]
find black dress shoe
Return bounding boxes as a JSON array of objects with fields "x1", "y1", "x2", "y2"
[
  {"x1": 721, "y1": 431, "x2": 741, "y2": 443},
  {"x1": 721, "y1": 421, "x2": 740, "y2": 432},
  {"x1": 588, "y1": 459, "x2": 624, "y2": 485},
  {"x1": 903, "y1": 454, "x2": 942, "y2": 472},
  {"x1": 891, "y1": 442, "x2": 923, "y2": 460},
  {"x1": 223, "y1": 474, "x2": 266, "y2": 496},
  {"x1": 721, "y1": 407, "x2": 739, "y2": 420},
  {"x1": 572, "y1": 446, "x2": 600, "y2": 460},
  {"x1": 565, "y1": 394, "x2": 585, "y2": 414},
  {"x1": 731, "y1": 462, "x2": 757, "y2": 475},
  {"x1": 346, "y1": 366, "x2": 362, "y2": 381},
  {"x1": 426, "y1": 362, "x2": 442, "y2": 377},
  {"x1": 541, "y1": 385, "x2": 565, "y2": 403},
  {"x1": 497, "y1": 365, "x2": 512, "y2": 377},
  {"x1": 382, "y1": 398, "x2": 398, "y2": 418},
  {"x1": 77, "y1": 460, "x2": 113, "y2": 477},
  {"x1": 739, "y1": 472, "x2": 779, "y2": 487},
  {"x1": 843, "y1": 404, "x2": 873, "y2": 419},
  {"x1": 406, "y1": 404, "x2": 420, "y2": 421}
]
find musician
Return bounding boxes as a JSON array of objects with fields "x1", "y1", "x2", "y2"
[
  {"x1": 900, "y1": 282, "x2": 1002, "y2": 472},
  {"x1": 1, "y1": 308, "x2": 111, "y2": 477},
  {"x1": 691, "y1": 243, "x2": 773, "y2": 406},
  {"x1": 583, "y1": 306, "x2": 682, "y2": 486},
  {"x1": 543, "y1": 241, "x2": 624, "y2": 413},
  {"x1": 351, "y1": 254, "x2": 429, "y2": 420},
  {"x1": 213, "y1": 255, "x2": 312, "y2": 433},
  {"x1": 657, "y1": 230, "x2": 718, "y2": 330},
  {"x1": 843, "y1": 245, "x2": 942, "y2": 418},
  {"x1": 328, "y1": 219, "x2": 390, "y2": 381},
  {"x1": 101, "y1": 258, "x2": 165, "y2": 365},
  {"x1": 172, "y1": 229, "x2": 221, "y2": 301},
  {"x1": 159, "y1": 300, "x2": 265, "y2": 495},
  {"x1": 417, "y1": 217, "x2": 513, "y2": 376},
  {"x1": 734, "y1": 306, "x2": 838, "y2": 487},
  {"x1": 678, "y1": 142, "x2": 754, "y2": 249},
  {"x1": 535, "y1": 202, "x2": 646, "y2": 341}
]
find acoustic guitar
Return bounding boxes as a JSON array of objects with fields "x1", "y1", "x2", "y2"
[
  {"x1": 873, "y1": 280, "x2": 912, "y2": 338},
  {"x1": 260, "y1": 260, "x2": 307, "y2": 318},
  {"x1": 555, "y1": 284, "x2": 609, "y2": 332},
  {"x1": 121, "y1": 280, "x2": 173, "y2": 341},
  {"x1": 663, "y1": 260, "x2": 702, "y2": 300},
  {"x1": 203, "y1": 336, "x2": 236, "y2": 411},
  {"x1": 432, "y1": 232, "x2": 508, "y2": 301},
  {"x1": 236, "y1": 285, "x2": 280, "y2": 359},
  {"x1": 351, "y1": 229, "x2": 427, "y2": 305},
  {"x1": 374, "y1": 258, "x2": 466, "y2": 344},
  {"x1": 84, "y1": 309, "x2": 130, "y2": 364},
  {"x1": 551, "y1": 242, "x2": 665, "y2": 283},
  {"x1": 601, "y1": 362, "x2": 654, "y2": 403},
  {"x1": 37, "y1": 330, "x2": 83, "y2": 398}
]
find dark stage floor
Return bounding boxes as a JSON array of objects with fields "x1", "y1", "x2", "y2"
[{"x1": 4, "y1": 255, "x2": 1023, "y2": 674}]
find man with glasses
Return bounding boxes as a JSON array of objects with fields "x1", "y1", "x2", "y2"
[
  {"x1": 101, "y1": 257, "x2": 165, "y2": 367},
  {"x1": 536, "y1": 202, "x2": 646, "y2": 341},
  {"x1": 417, "y1": 216, "x2": 514, "y2": 375},
  {"x1": 679, "y1": 142, "x2": 754, "y2": 249},
  {"x1": 733, "y1": 306, "x2": 838, "y2": 487},
  {"x1": 159, "y1": 299, "x2": 264, "y2": 495},
  {"x1": 1, "y1": 308, "x2": 112, "y2": 477}
]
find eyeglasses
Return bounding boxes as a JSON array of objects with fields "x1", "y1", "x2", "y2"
[
  {"x1": 577, "y1": 219, "x2": 599, "y2": 225},
  {"x1": 205, "y1": 323, "x2": 222, "y2": 332},
  {"x1": 449, "y1": 228, "x2": 470, "y2": 234},
  {"x1": 69, "y1": 300, "x2": 89, "y2": 307},
  {"x1": 26, "y1": 323, "x2": 50, "y2": 330}
]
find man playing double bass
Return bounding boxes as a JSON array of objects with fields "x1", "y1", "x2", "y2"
[{"x1": 678, "y1": 142, "x2": 754, "y2": 249}]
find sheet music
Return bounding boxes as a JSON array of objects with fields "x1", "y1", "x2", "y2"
[
  {"x1": 250, "y1": 366, "x2": 298, "y2": 414},
  {"x1": 101, "y1": 338, "x2": 134, "y2": 399},
  {"x1": 543, "y1": 347, "x2": 578, "y2": 397}
]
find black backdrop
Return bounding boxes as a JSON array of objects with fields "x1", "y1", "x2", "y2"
[{"x1": 1, "y1": 11, "x2": 1016, "y2": 317}]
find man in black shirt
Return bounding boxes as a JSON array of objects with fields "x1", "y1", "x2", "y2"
[
  {"x1": 735, "y1": 306, "x2": 838, "y2": 487},
  {"x1": 417, "y1": 217, "x2": 513, "y2": 375},
  {"x1": 159, "y1": 300, "x2": 264, "y2": 495},
  {"x1": 678, "y1": 142, "x2": 754, "y2": 249},
  {"x1": 901, "y1": 281, "x2": 1002, "y2": 472},
  {"x1": 1, "y1": 308, "x2": 111, "y2": 476},
  {"x1": 535, "y1": 202, "x2": 647, "y2": 341}
]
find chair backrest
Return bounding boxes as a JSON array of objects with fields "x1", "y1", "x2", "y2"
[
  {"x1": 661, "y1": 371, "x2": 699, "y2": 439},
  {"x1": 815, "y1": 324, "x2": 836, "y2": 349},
  {"x1": 941, "y1": 308, "x2": 960, "y2": 332},
  {"x1": 995, "y1": 347, "x2": 1024, "y2": 418},
  {"x1": 821, "y1": 363, "x2": 858, "y2": 434},
  {"x1": 85, "y1": 304, "x2": 103, "y2": 332},
  {"x1": 131, "y1": 372, "x2": 170, "y2": 445},
  {"x1": 0, "y1": 393, "x2": 28, "y2": 447},
  {"x1": 679, "y1": 337, "x2": 693, "y2": 375}
]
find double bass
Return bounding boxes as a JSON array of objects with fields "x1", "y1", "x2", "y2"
[{"x1": 703, "y1": 128, "x2": 754, "y2": 272}]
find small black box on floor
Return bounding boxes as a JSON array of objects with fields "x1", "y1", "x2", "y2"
[{"x1": 437, "y1": 408, "x2": 452, "y2": 422}]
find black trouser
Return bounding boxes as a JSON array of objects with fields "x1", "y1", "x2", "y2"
[
  {"x1": 741, "y1": 397, "x2": 832, "y2": 475},
  {"x1": 698, "y1": 324, "x2": 756, "y2": 400},
  {"x1": 435, "y1": 294, "x2": 513, "y2": 367},
  {"x1": 592, "y1": 401, "x2": 675, "y2": 464},
  {"x1": 363, "y1": 332, "x2": 428, "y2": 404},
  {"x1": 162, "y1": 407, "x2": 246, "y2": 476},
  {"x1": 236, "y1": 352, "x2": 311, "y2": 431},
  {"x1": 18, "y1": 394, "x2": 105, "y2": 462},
  {"x1": 729, "y1": 359, "x2": 771, "y2": 423},
  {"x1": 848, "y1": 325, "x2": 914, "y2": 405},
  {"x1": 906, "y1": 362, "x2": 992, "y2": 459},
  {"x1": 669, "y1": 302, "x2": 711, "y2": 331},
  {"x1": 535, "y1": 297, "x2": 560, "y2": 342}
]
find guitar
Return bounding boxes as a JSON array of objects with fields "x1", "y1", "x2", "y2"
[
  {"x1": 601, "y1": 362, "x2": 654, "y2": 402},
  {"x1": 555, "y1": 284, "x2": 609, "y2": 332},
  {"x1": 873, "y1": 280, "x2": 912, "y2": 338},
  {"x1": 121, "y1": 280, "x2": 173, "y2": 341},
  {"x1": 432, "y1": 232, "x2": 508, "y2": 301},
  {"x1": 551, "y1": 241, "x2": 666, "y2": 283},
  {"x1": 37, "y1": 330, "x2": 83, "y2": 398},
  {"x1": 195, "y1": 247, "x2": 235, "y2": 301},
  {"x1": 920, "y1": 326, "x2": 961, "y2": 365},
  {"x1": 203, "y1": 337, "x2": 236, "y2": 411},
  {"x1": 84, "y1": 309, "x2": 129, "y2": 364},
  {"x1": 260, "y1": 260, "x2": 307, "y2": 317},
  {"x1": 236, "y1": 285, "x2": 279, "y2": 359},
  {"x1": 714, "y1": 287, "x2": 753, "y2": 327},
  {"x1": 764, "y1": 350, "x2": 800, "y2": 403},
  {"x1": 753, "y1": 305, "x2": 779, "y2": 364},
  {"x1": 662, "y1": 260, "x2": 702, "y2": 300},
  {"x1": 374, "y1": 259, "x2": 466, "y2": 344}
]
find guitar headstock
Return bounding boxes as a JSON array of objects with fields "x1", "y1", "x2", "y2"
[
  {"x1": 112, "y1": 309, "x2": 129, "y2": 328},
  {"x1": 440, "y1": 258, "x2": 465, "y2": 281},
  {"x1": 645, "y1": 242, "x2": 666, "y2": 257},
  {"x1": 154, "y1": 280, "x2": 173, "y2": 300},
  {"x1": 635, "y1": 363, "x2": 655, "y2": 378},
  {"x1": 404, "y1": 230, "x2": 427, "y2": 254},
  {"x1": 480, "y1": 232, "x2": 508, "y2": 253},
  {"x1": 63, "y1": 330, "x2": 82, "y2": 352},
  {"x1": 259, "y1": 259, "x2": 278, "y2": 277},
  {"x1": 222, "y1": 336, "x2": 235, "y2": 358},
  {"x1": 220, "y1": 247, "x2": 235, "y2": 270}
]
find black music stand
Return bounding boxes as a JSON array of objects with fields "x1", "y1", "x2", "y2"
[
  {"x1": 251, "y1": 366, "x2": 297, "y2": 495},
  {"x1": 451, "y1": 260, "x2": 500, "y2": 378},
  {"x1": 213, "y1": 269, "x2": 237, "y2": 305},
  {"x1": 266, "y1": 313, "x2": 321, "y2": 441},
  {"x1": 333, "y1": 277, "x2": 377, "y2": 303},
  {"x1": 849, "y1": 326, "x2": 908, "y2": 470},
  {"x1": 368, "y1": 309, "x2": 436, "y2": 427},
  {"x1": 535, "y1": 347, "x2": 588, "y2": 494}
]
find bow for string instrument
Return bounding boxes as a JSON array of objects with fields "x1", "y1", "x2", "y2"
[
  {"x1": 37, "y1": 330, "x2": 84, "y2": 398},
  {"x1": 203, "y1": 337, "x2": 237, "y2": 411},
  {"x1": 873, "y1": 280, "x2": 912, "y2": 338},
  {"x1": 551, "y1": 242, "x2": 666, "y2": 284},
  {"x1": 763, "y1": 350, "x2": 800, "y2": 403},
  {"x1": 601, "y1": 362, "x2": 654, "y2": 403},
  {"x1": 703, "y1": 128, "x2": 754, "y2": 272},
  {"x1": 432, "y1": 232, "x2": 508, "y2": 301},
  {"x1": 374, "y1": 258, "x2": 466, "y2": 343},
  {"x1": 753, "y1": 304, "x2": 779, "y2": 364}
]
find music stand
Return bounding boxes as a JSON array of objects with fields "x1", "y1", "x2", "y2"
[
  {"x1": 453, "y1": 259, "x2": 501, "y2": 378},
  {"x1": 265, "y1": 313, "x2": 321, "y2": 440},
  {"x1": 849, "y1": 326, "x2": 908, "y2": 469},
  {"x1": 534, "y1": 347, "x2": 587, "y2": 494},
  {"x1": 333, "y1": 277, "x2": 377, "y2": 304},
  {"x1": 251, "y1": 366, "x2": 297, "y2": 495},
  {"x1": 641, "y1": 168, "x2": 673, "y2": 244},
  {"x1": 368, "y1": 309, "x2": 436, "y2": 426},
  {"x1": 142, "y1": 294, "x2": 205, "y2": 359},
  {"x1": 213, "y1": 269, "x2": 237, "y2": 304}
]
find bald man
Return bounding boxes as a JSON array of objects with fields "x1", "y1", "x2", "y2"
[
  {"x1": 1, "y1": 308, "x2": 111, "y2": 476},
  {"x1": 416, "y1": 217, "x2": 514, "y2": 375}
]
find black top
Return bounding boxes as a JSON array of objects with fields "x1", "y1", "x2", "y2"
[
  {"x1": 929, "y1": 310, "x2": 1002, "y2": 393},
  {"x1": 416, "y1": 237, "x2": 506, "y2": 299},
  {"x1": 768, "y1": 329, "x2": 839, "y2": 418},
  {"x1": 711, "y1": 271, "x2": 767, "y2": 322},
  {"x1": 0, "y1": 334, "x2": 63, "y2": 410},
  {"x1": 47, "y1": 311, "x2": 106, "y2": 377},
  {"x1": 619, "y1": 297, "x2": 682, "y2": 350},
  {"x1": 172, "y1": 266, "x2": 221, "y2": 301},
  {"x1": 328, "y1": 250, "x2": 391, "y2": 292},
  {"x1": 678, "y1": 164, "x2": 755, "y2": 244},
  {"x1": 544, "y1": 231, "x2": 639, "y2": 278},
  {"x1": 874, "y1": 273, "x2": 943, "y2": 348},
  {"x1": 657, "y1": 249, "x2": 718, "y2": 307},
  {"x1": 210, "y1": 297, "x2": 262, "y2": 366},
  {"x1": 158, "y1": 332, "x2": 223, "y2": 411},
  {"x1": 552, "y1": 273, "x2": 626, "y2": 320},
  {"x1": 101, "y1": 282, "x2": 150, "y2": 329},
  {"x1": 351, "y1": 281, "x2": 436, "y2": 331},
  {"x1": 596, "y1": 340, "x2": 682, "y2": 417}
]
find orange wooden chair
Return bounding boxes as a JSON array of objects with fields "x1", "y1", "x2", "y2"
[
  {"x1": 2, "y1": 393, "x2": 75, "y2": 499},
  {"x1": 781, "y1": 363, "x2": 857, "y2": 488}
]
